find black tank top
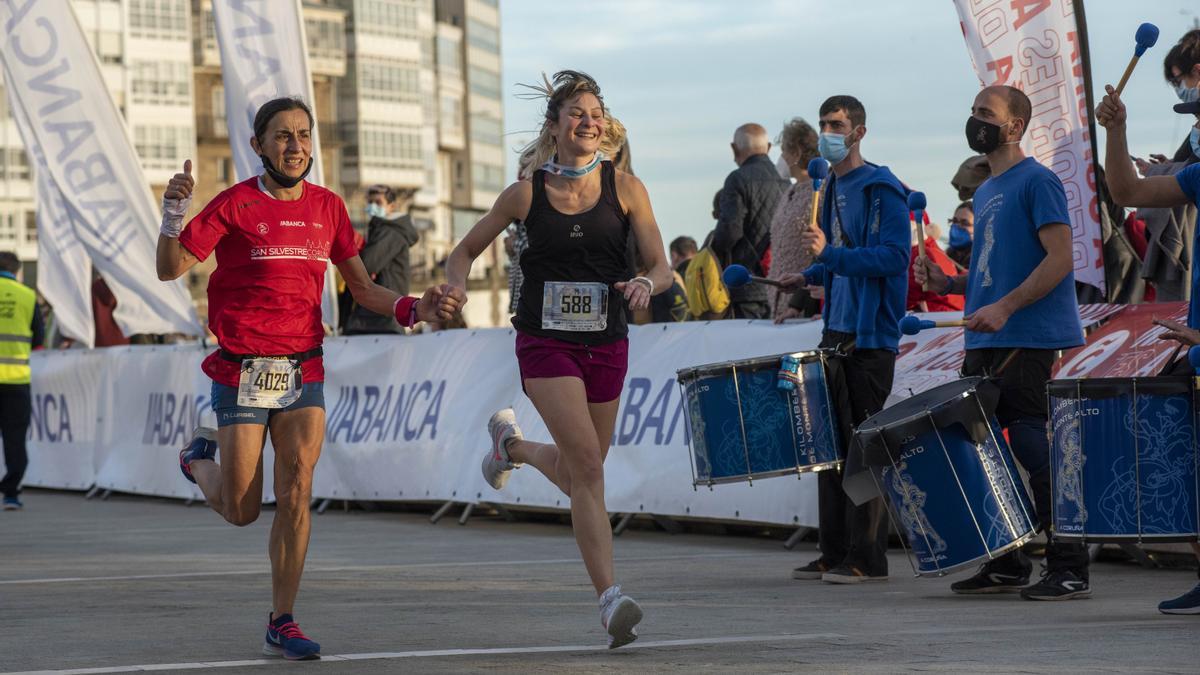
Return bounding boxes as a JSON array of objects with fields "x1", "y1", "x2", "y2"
[{"x1": 513, "y1": 161, "x2": 631, "y2": 344}]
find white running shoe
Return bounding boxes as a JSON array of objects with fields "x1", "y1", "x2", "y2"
[
  {"x1": 482, "y1": 408, "x2": 522, "y2": 490},
  {"x1": 599, "y1": 585, "x2": 643, "y2": 649}
]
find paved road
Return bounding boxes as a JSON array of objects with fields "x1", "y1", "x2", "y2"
[{"x1": 2, "y1": 490, "x2": 1196, "y2": 674}]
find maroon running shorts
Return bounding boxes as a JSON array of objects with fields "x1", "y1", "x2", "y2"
[{"x1": 515, "y1": 333, "x2": 629, "y2": 403}]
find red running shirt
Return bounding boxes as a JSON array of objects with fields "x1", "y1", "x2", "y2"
[{"x1": 179, "y1": 178, "x2": 358, "y2": 386}]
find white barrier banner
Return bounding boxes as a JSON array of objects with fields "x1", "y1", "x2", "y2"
[
  {"x1": 953, "y1": 0, "x2": 1104, "y2": 292},
  {"x1": 0, "y1": 0, "x2": 202, "y2": 337},
  {"x1": 90, "y1": 344, "x2": 278, "y2": 501},
  {"x1": 19, "y1": 349, "x2": 110, "y2": 490},
  {"x1": 320, "y1": 320, "x2": 827, "y2": 526}
]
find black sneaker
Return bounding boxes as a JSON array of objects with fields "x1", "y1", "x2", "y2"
[
  {"x1": 950, "y1": 565, "x2": 1030, "y2": 594},
  {"x1": 821, "y1": 564, "x2": 887, "y2": 584},
  {"x1": 792, "y1": 558, "x2": 833, "y2": 580},
  {"x1": 1020, "y1": 568, "x2": 1091, "y2": 601}
]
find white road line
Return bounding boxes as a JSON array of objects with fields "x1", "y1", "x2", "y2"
[
  {"x1": 0, "y1": 551, "x2": 763, "y2": 586},
  {"x1": 3, "y1": 633, "x2": 848, "y2": 675}
]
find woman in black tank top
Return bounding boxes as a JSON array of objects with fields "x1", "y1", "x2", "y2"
[{"x1": 445, "y1": 71, "x2": 671, "y2": 648}]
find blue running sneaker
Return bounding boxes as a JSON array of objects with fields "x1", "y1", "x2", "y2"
[
  {"x1": 2, "y1": 496, "x2": 22, "y2": 510},
  {"x1": 263, "y1": 613, "x2": 321, "y2": 660},
  {"x1": 179, "y1": 427, "x2": 218, "y2": 484},
  {"x1": 1159, "y1": 582, "x2": 1200, "y2": 615}
]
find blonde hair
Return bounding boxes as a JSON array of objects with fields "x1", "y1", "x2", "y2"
[{"x1": 517, "y1": 70, "x2": 625, "y2": 177}]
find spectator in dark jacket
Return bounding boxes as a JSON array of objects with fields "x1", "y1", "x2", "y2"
[
  {"x1": 344, "y1": 185, "x2": 420, "y2": 334},
  {"x1": 712, "y1": 123, "x2": 788, "y2": 319}
]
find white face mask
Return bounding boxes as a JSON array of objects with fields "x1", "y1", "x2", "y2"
[{"x1": 775, "y1": 155, "x2": 794, "y2": 181}]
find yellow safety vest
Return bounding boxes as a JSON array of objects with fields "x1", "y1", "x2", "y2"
[{"x1": 0, "y1": 275, "x2": 35, "y2": 384}]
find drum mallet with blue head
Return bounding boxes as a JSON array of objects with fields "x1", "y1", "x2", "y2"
[
  {"x1": 908, "y1": 191, "x2": 928, "y2": 291},
  {"x1": 1115, "y1": 23, "x2": 1160, "y2": 95},
  {"x1": 722, "y1": 263, "x2": 784, "y2": 289},
  {"x1": 899, "y1": 314, "x2": 967, "y2": 336},
  {"x1": 1187, "y1": 345, "x2": 1200, "y2": 375}
]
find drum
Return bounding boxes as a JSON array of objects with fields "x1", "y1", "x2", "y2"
[
  {"x1": 677, "y1": 351, "x2": 841, "y2": 487},
  {"x1": 853, "y1": 377, "x2": 1038, "y2": 577},
  {"x1": 1048, "y1": 377, "x2": 1200, "y2": 543}
]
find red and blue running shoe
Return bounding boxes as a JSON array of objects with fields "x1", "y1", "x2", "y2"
[
  {"x1": 178, "y1": 427, "x2": 218, "y2": 484},
  {"x1": 263, "y1": 613, "x2": 321, "y2": 660}
]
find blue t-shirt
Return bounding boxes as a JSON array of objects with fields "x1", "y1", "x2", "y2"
[
  {"x1": 826, "y1": 166, "x2": 872, "y2": 333},
  {"x1": 1176, "y1": 163, "x2": 1200, "y2": 327},
  {"x1": 964, "y1": 157, "x2": 1083, "y2": 349}
]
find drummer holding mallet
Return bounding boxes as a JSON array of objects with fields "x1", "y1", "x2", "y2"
[
  {"x1": 1096, "y1": 55, "x2": 1200, "y2": 615},
  {"x1": 915, "y1": 85, "x2": 1090, "y2": 601},
  {"x1": 776, "y1": 95, "x2": 910, "y2": 585}
]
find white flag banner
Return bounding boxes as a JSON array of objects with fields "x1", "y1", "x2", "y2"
[
  {"x1": 953, "y1": 0, "x2": 1104, "y2": 292},
  {"x1": 10, "y1": 97, "x2": 95, "y2": 347},
  {"x1": 0, "y1": 0, "x2": 201, "y2": 337},
  {"x1": 211, "y1": 0, "x2": 337, "y2": 329}
]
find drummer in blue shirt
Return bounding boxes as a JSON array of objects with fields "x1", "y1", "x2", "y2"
[
  {"x1": 778, "y1": 95, "x2": 910, "y2": 585},
  {"x1": 916, "y1": 85, "x2": 1090, "y2": 601},
  {"x1": 1096, "y1": 82, "x2": 1200, "y2": 615}
]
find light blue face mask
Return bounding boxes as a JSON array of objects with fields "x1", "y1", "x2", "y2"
[
  {"x1": 1175, "y1": 83, "x2": 1200, "y2": 104},
  {"x1": 818, "y1": 132, "x2": 851, "y2": 164},
  {"x1": 365, "y1": 203, "x2": 387, "y2": 219},
  {"x1": 1190, "y1": 126, "x2": 1200, "y2": 159}
]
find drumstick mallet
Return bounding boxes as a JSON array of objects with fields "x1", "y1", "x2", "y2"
[
  {"x1": 899, "y1": 314, "x2": 967, "y2": 336},
  {"x1": 908, "y1": 192, "x2": 928, "y2": 291},
  {"x1": 1115, "y1": 23, "x2": 1160, "y2": 96},
  {"x1": 1187, "y1": 345, "x2": 1200, "y2": 374},
  {"x1": 802, "y1": 158, "x2": 830, "y2": 265},
  {"x1": 722, "y1": 263, "x2": 784, "y2": 288}
]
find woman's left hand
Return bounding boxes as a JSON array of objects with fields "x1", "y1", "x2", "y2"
[{"x1": 615, "y1": 277, "x2": 652, "y2": 311}]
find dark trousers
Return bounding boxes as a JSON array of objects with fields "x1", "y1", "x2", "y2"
[
  {"x1": 0, "y1": 384, "x2": 31, "y2": 498},
  {"x1": 962, "y1": 349, "x2": 1090, "y2": 577},
  {"x1": 815, "y1": 331, "x2": 893, "y2": 575}
]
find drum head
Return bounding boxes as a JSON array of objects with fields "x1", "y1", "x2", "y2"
[
  {"x1": 1048, "y1": 376, "x2": 1192, "y2": 400},
  {"x1": 676, "y1": 349, "x2": 835, "y2": 381},
  {"x1": 853, "y1": 377, "x2": 999, "y2": 467}
]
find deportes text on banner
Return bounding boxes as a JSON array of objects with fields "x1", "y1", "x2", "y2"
[
  {"x1": 0, "y1": 0, "x2": 202, "y2": 338},
  {"x1": 953, "y1": 0, "x2": 1105, "y2": 292}
]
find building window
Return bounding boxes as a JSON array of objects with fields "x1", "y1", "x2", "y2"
[
  {"x1": 471, "y1": 162, "x2": 505, "y2": 193},
  {"x1": 452, "y1": 209, "x2": 481, "y2": 240},
  {"x1": 211, "y1": 87, "x2": 227, "y2": 138},
  {"x1": 357, "y1": 58, "x2": 421, "y2": 104},
  {"x1": 305, "y1": 15, "x2": 345, "y2": 62},
  {"x1": 215, "y1": 157, "x2": 232, "y2": 183},
  {"x1": 23, "y1": 211, "x2": 36, "y2": 245},
  {"x1": 130, "y1": 60, "x2": 190, "y2": 106},
  {"x1": 134, "y1": 125, "x2": 191, "y2": 172},
  {"x1": 436, "y1": 35, "x2": 462, "y2": 78},
  {"x1": 357, "y1": 0, "x2": 421, "y2": 39},
  {"x1": 466, "y1": 18, "x2": 499, "y2": 54},
  {"x1": 95, "y1": 31, "x2": 122, "y2": 65},
  {"x1": 468, "y1": 65, "x2": 501, "y2": 100},
  {"x1": 128, "y1": 0, "x2": 189, "y2": 40},
  {"x1": 440, "y1": 95, "x2": 462, "y2": 136},
  {"x1": 0, "y1": 148, "x2": 30, "y2": 182},
  {"x1": 469, "y1": 113, "x2": 502, "y2": 147},
  {"x1": 359, "y1": 123, "x2": 423, "y2": 170}
]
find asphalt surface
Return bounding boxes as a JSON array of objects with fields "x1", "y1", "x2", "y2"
[{"x1": 2, "y1": 490, "x2": 1197, "y2": 674}]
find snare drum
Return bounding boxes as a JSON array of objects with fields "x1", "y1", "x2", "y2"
[
  {"x1": 1048, "y1": 377, "x2": 1200, "y2": 543},
  {"x1": 677, "y1": 351, "x2": 841, "y2": 486},
  {"x1": 853, "y1": 377, "x2": 1039, "y2": 577}
]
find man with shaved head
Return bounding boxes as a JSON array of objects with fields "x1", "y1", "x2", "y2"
[
  {"x1": 712, "y1": 122, "x2": 788, "y2": 318},
  {"x1": 916, "y1": 84, "x2": 1089, "y2": 601}
]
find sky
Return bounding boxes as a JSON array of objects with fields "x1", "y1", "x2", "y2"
[{"x1": 498, "y1": 0, "x2": 1200, "y2": 247}]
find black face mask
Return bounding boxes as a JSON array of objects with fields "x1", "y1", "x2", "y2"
[
  {"x1": 260, "y1": 154, "x2": 313, "y2": 189},
  {"x1": 965, "y1": 116, "x2": 1009, "y2": 154}
]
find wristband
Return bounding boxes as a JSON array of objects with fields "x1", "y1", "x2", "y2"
[
  {"x1": 941, "y1": 276, "x2": 955, "y2": 296},
  {"x1": 160, "y1": 196, "x2": 190, "y2": 238},
  {"x1": 631, "y1": 276, "x2": 654, "y2": 295},
  {"x1": 393, "y1": 296, "x2": 419, "y2": 328}
]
